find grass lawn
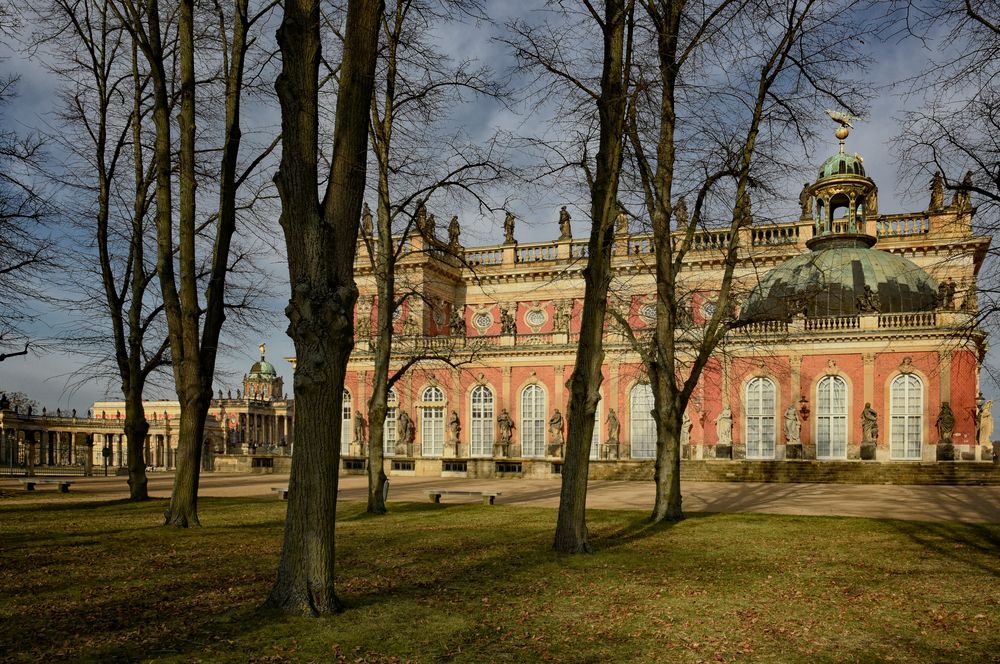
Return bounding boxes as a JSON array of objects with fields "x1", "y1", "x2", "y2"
[{"x1": 0, "y1": 494, "x2": 998, "y2": 663}]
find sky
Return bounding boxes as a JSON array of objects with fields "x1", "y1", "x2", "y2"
[{"x1": 0, "y1": 1, "x2": 990, "y2": 412}]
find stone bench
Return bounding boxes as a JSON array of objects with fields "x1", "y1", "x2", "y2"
[
  {"x1": 271, "y1": 486, "x2": 290, "y2": 500},
  {"x1": 427, "y1": 489, "x2": 501, "y2": 505},
  {"x1": 18, "y1": 479, "x2": 74, "y2": 493}
]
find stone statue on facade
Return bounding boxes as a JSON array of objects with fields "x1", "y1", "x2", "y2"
[
  {"x1": 554, "y1": 299, "x2": 571, "y2": 333},
  {"x1": 496, "y1": 409, "x2": 514, "y2": 456},
  {"x1": 951, "y1": 171, "x2": 973, "y2": 209},
  {"x1": 615, "y1": 203, "x2": 629, "y2": 235},
  {"x1": 449, "y1": 305, "x2": 465, "y2": 337},
  {"x1": 449, "y1": 410, "x2": 461, "y2": 444},
  {"x1": 715, "y1": 408, "x2": 732, "y2": 445},
  {"x1": 783, "y1": 404, "x2": 801, "y2": 444},
  {"x1": 362, "y1": 202, "x2": 374, "y2": 236},
  {"x1": 403, "y1": 312, "x2": 420, "y2": 337},
  {"x1": 548, "y1": 409, "x2": 564, "y2": 445},
  {"x1": 605, "y1": 408, "x2": 620, "y2": 459},
  {"x1": 353, "y1": 410, "x2": 368, "y2": 452},
  {"x1": 799, "y1": 182, "x2": 812, "y2": 218},
  {"x1": 674, "y1": 196, "x2": 688, "y2": 229},
  {"x1": 977, "y1": 400, "x2": 993, "y2": 447},
  {"x1": 500, "y1": 306, "x2": 517, "y2": 335},
  {"x1": 856, "y1": 284, "x2": 881, "y2": 313},
  {"x1": 503, "y1": 211, "x2": 516, "y2": 244},
  {"x1": 356, "y1": 296, "x2": 372, "y2": 337},
  {"x1": 426, "y1": 213, "x2": 437, "y2": 240},
  {"x1": 936, "y1": 402, "x2": 956, "y2": 444},
  {"x1": 558, "y1": 206, "x2": 572, "y2": 240},
  {"x1": 861, "y1": 402, "x2": 878, "y2": 443},
  {"x1": 396, "y1": 411, "x2": 414, "y2": 456},
  {"x1": 929, "y1": 173, "x2": 944, "y2": 211},
  {"x1": 448, "y1": 215, "x2": 461, "y2": 250}
]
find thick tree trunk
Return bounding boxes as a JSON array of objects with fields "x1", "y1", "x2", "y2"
[
  {"x1": 123, "y1": 391, "x2": 150, "y2": 501},
  {"x1": 365, "y1": 319, "x2": 391, "y2": 514},
  {"x1": 164, "y1": 396, "x2": 208, "y2": 526},
  {"x1": 267, "y1": 329, "x2": 348, "y2": 614},
  {"x1": 650, "y1": 370, "x2": 683, "y2": 522},
  {"x1": 266, "y1": 0, "x2": 381, "y2": 615},
  {"x1": 553, "y1": 0, "x2": 630, "y2": 554}
]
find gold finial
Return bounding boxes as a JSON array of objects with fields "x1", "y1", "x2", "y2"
[
  {"x1": 259, "y1": 342, "x2": 266, "y2": 358},
  {"x1": 825, "y1": 109, "x2": 862, "y2": 152}
]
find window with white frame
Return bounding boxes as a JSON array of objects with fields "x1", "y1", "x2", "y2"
[
  {"x1": 521, "y1": 384, "x2": 546, "y2": 457},
  {"x1": 630, "y1": 384, "x2": 656, "y2": 459},
  {"x1": 745, "y1": 377, "x2": 776, "y2": 459},
  {"x1": 341, "y1": 389, "x2": 352, "y2": 454},
  {"x1": 816, "y1": 376, "x2": 848, "y2": 459},
  {"x1": 383, "y1": 387, "x2": 398, "y2": 456},
  {"x1": 890, "y1": 374, "x2": 923, "y2": 460},
  {"x1": 421, "y1": 386, "x2": 445, "y2": 456},
  {"x1": 470, "y1": 385, "x2": 494, "y2": 457}
]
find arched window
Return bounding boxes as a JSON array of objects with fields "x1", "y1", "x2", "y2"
[
  {"x1": 383, "y1": 388, "x2": 398, "y2": 456},
  {"x1": 816, "y1": 376, "x2": 848, "y2": 459},
  {"x1": 630, "y1": 384, "x2": 656, "y2": 459},
  {"x1": 890, "y1": 374, "x2": 923, "y2": 460},
  {"x1": 470, "y1": 385, "x2": 494, "y2": 457},
  {"x1": 745, "y1": 377, "x2": 776, "y2": 459},
  {"x1": 341, "y1": 389, "x2": 352, "y2": 454},
  {"x1": 521, "y1": 384, "x2": 546, "y2": 457},
  {"x1": 421, "y1": 386, "x2": 445, "y2": 457}
]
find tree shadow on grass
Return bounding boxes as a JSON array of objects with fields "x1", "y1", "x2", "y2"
[{"x1": 886, "y1": 519, "x2": 1000, "y2": 578}]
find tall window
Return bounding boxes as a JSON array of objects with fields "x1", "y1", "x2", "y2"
[
  {"x1": 383, "y1": 388, "x2": 398, "y2": 456},
  {"x1": 816, "y1": 376, "x2": 848, "y2": 459},
  {"x1": 890, "y1": 374, "x2": 923, "y2": 460},
  {"x1": 630, "y1": 384, "x2": 656, "y2": 459},
  {"x1": 421, "y1": 386, "x2": 445, "y2": 457},
  {"x1": 341, "y1": 389, "x2": 352, "y2": 454},
  {"x1": 521, "y1": 384, "x2": 546, "y2": 457},
  {"x1": 470, "y1": 385, "x2": 495, "y2": 457},
  {"x1": 745, "y1": 377, "x2": 776, "y2": 459}
]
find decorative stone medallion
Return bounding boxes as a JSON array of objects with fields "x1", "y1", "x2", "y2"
[
  {"x1": 701, "y1": 299, "x2": 717, "y2": 320},
  {"x1": 524, "y1": 307, "x2": 547, "y2": 332},
  {"x1": 472, "y1": 309, "x2": 494, "y2": 334},
  {"x1": 640, "y1": 303, "x2": 657, "y2": 323}
]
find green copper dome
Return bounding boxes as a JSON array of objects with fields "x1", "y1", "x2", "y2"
[
  {"x1": 249, "y1": 360, "x2": 277, "y2": 379},
  {"x1": 818, "y1": 152, "x2": 866, "y2": 179},
  {"x1": 741, "y1": 236, "x2": 939, "y2": 320}
]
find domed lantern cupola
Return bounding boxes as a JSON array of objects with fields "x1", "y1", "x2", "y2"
[
  {"x1": 243, "y1": 343, "x2": 283, "y2": 402},
  {"x1": 805, "y1": 113, "x2": 878, "y2": 247}
]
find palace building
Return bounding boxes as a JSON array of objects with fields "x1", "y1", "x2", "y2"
[
  {"x1": 0, "y1": 346, "x2": 293, "y2": 474},
  {"x1": 343, "y1": 129, "x2": 994, "y2": 478}
]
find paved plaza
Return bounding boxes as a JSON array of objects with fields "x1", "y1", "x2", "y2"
[{"x1": 2, "y1": 472, "x2": 999, "y2": 523}]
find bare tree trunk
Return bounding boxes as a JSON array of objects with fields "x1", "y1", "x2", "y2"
[
  {"x1": 650, "y1": 370, "x2": 682, "y2": 521},
  {"x1": 124, "y1": 389, "x2": 150, "y2": 500},
  {"x1": 553, "y1": 0, "x2": 631, "y2": 554},
  {"x1": 266, "y1": 0, "x2": 382, "y2": 615}
]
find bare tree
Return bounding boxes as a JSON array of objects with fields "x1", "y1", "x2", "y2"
[
  {"x1": 265, "y1": 0, "x2": 382, "y2": 615},
  {"x1": 0, "y1": 76, "x2": 54, "y2": 362},
  {"x1": 892, "y1": 1, "x2": 1000, "y2": 330},
  {"x1": 510, "y1": 1, "x2": 868, "y2": 545},
  {"x1": 28, "y1": 0, "x2": 170, "y2": 501},
  {"x1": 361, "y1": 0, "x2": 506, "y2": 514},
  {"x1": 110, "y1": 0, "x2": 278, "y2": 525}
]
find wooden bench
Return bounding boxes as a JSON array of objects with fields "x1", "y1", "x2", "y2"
[
  {"x1": 271, "y1": 486, "x2": 290, "y2": 500},
  {"x1": 18, "y1": 479, "x2": 74, "y2": 493},
  {"x1": 427, "y1": 489, "x2": 501, "y2": 505}
]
